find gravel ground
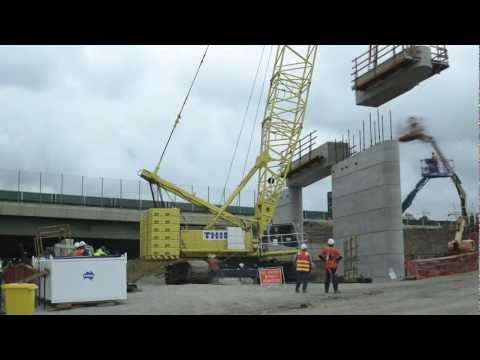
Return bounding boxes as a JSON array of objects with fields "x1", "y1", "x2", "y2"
[{"x1": 37, "y1": 271, "x2": 478, "y2": 315}]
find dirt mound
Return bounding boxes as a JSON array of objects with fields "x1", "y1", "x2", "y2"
[{"x1": 127, "y1": 259, "x2": 168, "y2": 283}]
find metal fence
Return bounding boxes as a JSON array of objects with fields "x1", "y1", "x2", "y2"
[{"x1": 0, "y1": 168, "x2": 258, "y2": 211}]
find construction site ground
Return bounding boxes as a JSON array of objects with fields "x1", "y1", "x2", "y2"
[{"x1": 37, "y1": 271, "x2": 478, "y2": 315}]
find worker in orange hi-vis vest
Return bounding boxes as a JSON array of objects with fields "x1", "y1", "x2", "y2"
[
  {"x1": 294, "y1": 243, "x2": 314, "y2": 293},
  {"x1": 319, "y1": 238, "x2": 343, "y2": 294}
]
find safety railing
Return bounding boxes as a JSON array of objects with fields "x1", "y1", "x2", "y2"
[
  {"x1": 352, "y1": 45, "x2": 412, "y2": 80},
  {"x1": 352, "y1": 45, "x2": 449, "y2": 83},
  {"x1": 292, "y1": 130, "x2": 317, "y2": 162},
  {"x1": 0, "y1": 168, "x2": 258, "y2": 211},
  {"x1": 429, "y1": 45, "x2": 449, "y2": 65},
  {"x1": 420, "y1": 158, "x2": 454, "y2": 177},
  {"x1": 0, "y1": 169, "x2": 333, "y2": 218},
  {"x1": 259, "y1": 232, "x2": 308, "y2": 256}
]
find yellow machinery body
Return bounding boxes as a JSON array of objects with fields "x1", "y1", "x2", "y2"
[
  {"x1": 140, "y1": 208, "x2": 296, "y2": 261},
  {"x1": 140, "y1": 208, "x2": 181, "y2": 260},
  {"x1": 138, "y1": 46, "x2": 319, "y2": 267}
]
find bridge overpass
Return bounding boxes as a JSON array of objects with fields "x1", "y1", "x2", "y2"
[
  {"x1": 0, "y1": 138, "x2": 342, "y2": 258},
  {"x1": 272, "y1": 141, "x2": 349, "y2": 234},
  {"x1": 0, "y1": 189, "x2": 329, "y2": 258}
]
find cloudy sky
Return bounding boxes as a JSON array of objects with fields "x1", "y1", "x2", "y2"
[{"x1": 0, "y1": 45, "x2": 477, "y2": 219}]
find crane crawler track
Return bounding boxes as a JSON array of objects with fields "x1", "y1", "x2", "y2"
[{"x1": 165, "y1": 260, "x2": 212, "y2": 285}]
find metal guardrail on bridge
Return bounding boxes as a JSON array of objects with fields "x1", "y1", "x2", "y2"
[
  {"x1": 0, "y1": 168, "x2": 257, "y2": 213},
  {"x1": 0, "y1": 169, "x2": 332, "y2": 219},
  {"x1": 352, "y1": 45, "x2": 448, "y2": 84}
]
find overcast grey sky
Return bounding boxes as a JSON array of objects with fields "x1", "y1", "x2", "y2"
[{"x1": 0, "y1": 45, "x2": 477, "y2": 219}]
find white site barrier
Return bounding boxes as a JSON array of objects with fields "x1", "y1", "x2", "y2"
[{"x1": 33, "y1": 254, "x2": 127, "y2": 304}]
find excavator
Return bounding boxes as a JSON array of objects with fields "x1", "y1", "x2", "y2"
[{"x1": 398, "y1": 117, "x2": 475, "y2": 254}]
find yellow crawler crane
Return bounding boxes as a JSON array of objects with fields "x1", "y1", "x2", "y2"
[{"x1": 139, "y1": 45, "x2": 318, "y2": 283}]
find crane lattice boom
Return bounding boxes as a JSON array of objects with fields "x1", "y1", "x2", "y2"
[
  {"x1": 255, "y1": 45, "x2": 318, "y2": 237},
  {"x1": 140, "y1": 45, "x2": 318, "y2": 244}
]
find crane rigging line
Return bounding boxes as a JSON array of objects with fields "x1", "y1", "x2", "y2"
[
  {"x1": 241, "y1": 45, "x2": 273, "y2": 179},
  {"x1": 154, "y1": 45, "x2": 210, "y2": 174},
  {"x1": 158, "y1": 185, "x2": 189, "y2": 225},
  {"x1": 222, "y1": 45, "x2": 266, "y2": 202}
]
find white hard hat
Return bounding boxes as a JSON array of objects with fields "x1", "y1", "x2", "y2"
[
  {"x1": 79, "y1": 241, "x2": 86, "y2": 247},
  {"x1": 328, "y1": 238, "x2": 335, "y2": 246},
  {"x1": 74, "y1": 242, "x2": 81, "y2": 248},
  {"x1": 301, "y1": 243, "x2": 308, "y2": 250}
]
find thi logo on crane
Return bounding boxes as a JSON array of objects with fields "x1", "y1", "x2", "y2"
[{"x1": 203, "y1": 230, "x2": 228, "y2": 240}]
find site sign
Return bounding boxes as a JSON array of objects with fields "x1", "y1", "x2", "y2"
[{"x1": 258, "y1": 267, "x2": 285, "y2": 286}]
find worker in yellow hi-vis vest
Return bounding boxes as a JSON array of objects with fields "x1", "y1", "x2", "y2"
[
  {"x1": 94, "y1": 246, "x2": 108, "y2": 257},
  {"x1": 294, "y1": 243, "x2": 314, "y2": 293}
]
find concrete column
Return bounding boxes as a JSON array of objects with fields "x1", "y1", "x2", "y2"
[
  {"x1": 272, "y1": 186, "x2": 304, "y2": 239},
  {"x1": 289, "y1": 186, "x2": 304, "y2": 238},
  {"x1": 332, "y1": 140, "x2": 404, "y2": 282}
]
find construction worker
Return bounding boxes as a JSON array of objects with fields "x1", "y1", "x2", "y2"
[
  {"x1": 295, "y1": 243, "x2": 313, "y2": 293},
  {"x1": 73, "y1": 242, "x2": 86, "y2": 256},
  {"x1": 207, "y1": 254, "x2": 221, "y2": 283},
  {"x1": 94, "y1": 246, "x2": 108, "y2": 257},
  {"x1": 82, "y1": 241, "x2": 94, "y2": 256},
  {"x1": 430, "y1": 152, "x2": 439, "y2": 172},
  {"x1": 319, "y1": 238, "x2": 342, "y2": 294}
]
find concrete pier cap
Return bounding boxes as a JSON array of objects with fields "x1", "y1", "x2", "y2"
[{"x1": 354, "y1": 45, "x2": 449, "y2": 107}]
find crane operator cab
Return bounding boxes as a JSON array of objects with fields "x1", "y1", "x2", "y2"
[{"x1": 264, "y1": 224, "x2": 300, "y2": 247}]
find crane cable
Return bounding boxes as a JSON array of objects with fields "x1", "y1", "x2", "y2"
[
  {"x1": 241, "y1": 45, "x2": 273, "y2": 178},
  {"x1": 149, "y1": 182, "x2": 158, "y2": 208},
  {"x1": 156, "y1": 184, "x2": 189, "y2": 226},
  {"x1": 221, "y1": 46, "x2": 266, "y2": 202},
  {"x1": 154, "y1": 45, "x2": 210, "y2": 174}
]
